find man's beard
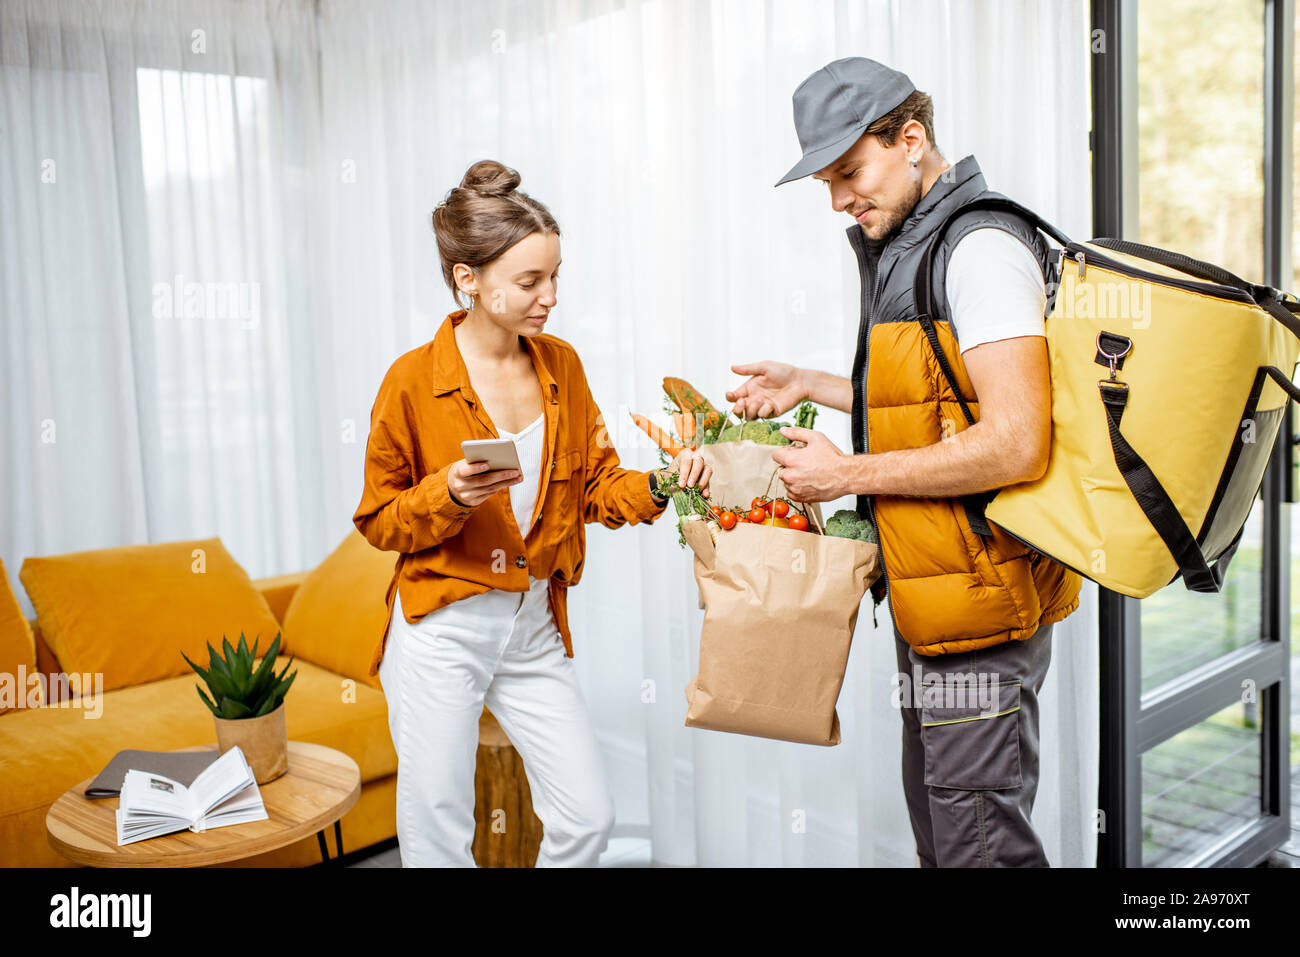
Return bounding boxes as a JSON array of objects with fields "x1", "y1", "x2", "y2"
[{"x1": 863, "y1": 176, "x2": 922, "y2": 240}]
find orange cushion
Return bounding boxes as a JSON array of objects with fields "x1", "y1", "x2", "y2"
[
  {"x1": 282, "y1": 530, "x2": 395, "y2": 689},
  {"x1": 19, "y1": 537, "x2": 283, "y2": 693},
  {"x1": 0, "y1": 557, "x2": 39, "y2": 712}
]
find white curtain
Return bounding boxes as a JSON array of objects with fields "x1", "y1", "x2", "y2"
[
  {"x1": 1, "y1": 0, "x2": 329, "y2": 579},
  {"x1": 2, "y1": 0, "x2": 1097, "y2": 866}
]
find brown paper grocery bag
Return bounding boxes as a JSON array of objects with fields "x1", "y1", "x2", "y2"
[
  {"x1": 691, "y1": 441, "x2": 824, "y2": 610},
  {"x1": 681, "y1": 518, "x2": 879, "y2": 746},
  {"x1": 697, "y1": 440, "x2": 825, "y2": 528}
]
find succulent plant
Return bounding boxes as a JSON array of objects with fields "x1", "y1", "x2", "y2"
[{"x1": 183, "y1": 632, "x2": 297, "y2": 719}]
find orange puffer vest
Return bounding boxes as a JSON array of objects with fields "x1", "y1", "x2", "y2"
[{"x1": 849, "y1": 155, "x2": 1081, "y2": 655}]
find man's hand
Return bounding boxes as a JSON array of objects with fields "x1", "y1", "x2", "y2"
[
  {"x1": 725, "y1": 361, "x2": 806, "y2": 419},
  {"x1": 770, "y1": 427, "x2": 852, "y2": 503}
]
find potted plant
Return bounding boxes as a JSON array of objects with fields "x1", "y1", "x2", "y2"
[{"x1": 182, "y1": 633, "x2": 297, "y2": 785}]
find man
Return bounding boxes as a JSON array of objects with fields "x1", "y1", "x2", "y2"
[{"x1": 728, "y1": 57, "x2": 1081, "y2": 867}]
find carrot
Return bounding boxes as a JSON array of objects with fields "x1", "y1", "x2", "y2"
[
  {"x1": 663, "y1": 377, "x2": 723, "y2": 432},
  {"x1": 673, "y1": 411, "x2": 698, "y2": 447},
  {"x1": 631, "y1": 412, "x2": 685, "y2": 457}
]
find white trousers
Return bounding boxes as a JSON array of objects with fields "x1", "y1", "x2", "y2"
[{"x1": 378, "y1": 577, "x2": 615, "y2": 867}]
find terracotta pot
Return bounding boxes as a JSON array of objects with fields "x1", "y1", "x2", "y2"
[{"x1": 213, "y1": 700, "x2": 288, "y2": 784}]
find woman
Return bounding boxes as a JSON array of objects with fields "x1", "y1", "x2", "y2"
[{"x1": 352, "y1": 159, "x2": 710, "y2": 867}]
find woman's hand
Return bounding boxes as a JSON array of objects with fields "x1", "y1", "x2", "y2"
[
  {"x1": 447, "y1": 458, "x2": 523, "y2": 508},
  {"x1": 725, "y1": 361, "x2": 807, "y2": 419},
  {"x1": 654, "y1": 448, "x2": 712, "y2": 499}
]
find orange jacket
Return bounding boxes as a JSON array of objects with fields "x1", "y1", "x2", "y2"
[{"x1": 353, "y1": 309, "x2": 670, "y2": 676}]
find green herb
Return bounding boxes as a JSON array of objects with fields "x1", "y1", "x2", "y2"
[{"x1": 662, "y1": 467, "x2": 718, "y2": 549}]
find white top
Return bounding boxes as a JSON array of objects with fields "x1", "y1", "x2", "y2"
[
  {"x1": 496, "y1": 411, "x2": 545, "y2": 537},
  {"x1": 386, "y1": 411, "x2": 549, "y2": 640},
  {"x1": 944, "y1": 227, "x2": 1047, "y2": 355}
]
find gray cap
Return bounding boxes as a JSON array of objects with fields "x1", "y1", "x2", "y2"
[{"x1": 775, "y1": 57, "x2": 916, "y2": 187}]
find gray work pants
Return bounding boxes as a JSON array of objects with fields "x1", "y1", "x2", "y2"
[{"x1": 893, "y1": 619, "x2": 1054, "y2": 867}]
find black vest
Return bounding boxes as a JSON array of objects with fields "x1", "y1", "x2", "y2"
[{"x1": 845, "y1": 154, "x2": 1057, "y2": 608}]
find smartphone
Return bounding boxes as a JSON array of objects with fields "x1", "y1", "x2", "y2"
[{"x1": 460, "y1": 438, "x2": 522, "y2": 473}]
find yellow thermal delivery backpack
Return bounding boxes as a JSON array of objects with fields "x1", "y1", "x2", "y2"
[{"x1": 927, "y1": 198, "x2": 1300, "y2": 599}]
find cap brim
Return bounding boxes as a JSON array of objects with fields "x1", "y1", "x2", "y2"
[{"x1": 774, "y1": 124, "x2": 869, "y2": 187}]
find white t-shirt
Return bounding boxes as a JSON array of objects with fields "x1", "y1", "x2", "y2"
[
  {"x1": 496, "y1": 411, "x2": 545, "y2": 537},
  {"x1": 944, "y1": 227, "x2": 1047, "y2": 355}
]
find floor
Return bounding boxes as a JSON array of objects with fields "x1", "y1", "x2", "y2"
[
  {"x1": 1273, "y1": 655, "x2": 1300, "y2": 865},
  {"x1": 345, "y1": 650, "x2": 1300, "y2": 869},
  {"x1": 1262, "y1": 767, "x2": 1300, "y2": 866},
  {"x1": 1267, "y1": 656, "x2": 1300, "y2": 866},
  {"x1": 343, "y1": 777, "x2": 1300, "y2": 868},
  {"x1": 342, "y1": 827, "x2": 653, "y2": 868}
]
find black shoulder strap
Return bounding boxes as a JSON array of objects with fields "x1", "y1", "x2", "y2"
[
  {"x1": 909, "y1": 196, "x2": 1074, "y2": 537},
  {"x1": 1099, "y1": 366, "x2": 1300, "y2": 591},
  {"x1": 911, "y1": 195, "x2": 1073, "y2": 326}
]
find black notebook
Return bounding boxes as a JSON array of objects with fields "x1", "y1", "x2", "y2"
[{"x1": 84, "y1": 748, "x2": 221, "y2": 799}]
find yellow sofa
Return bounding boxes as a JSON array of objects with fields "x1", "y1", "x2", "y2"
[{"x1": 0, "y1": 531, "x2": 401, "y2": 867}]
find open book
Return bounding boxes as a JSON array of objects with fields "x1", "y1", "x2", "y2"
[{"x1": 115, "y1": 745, "x2": 269, "y2": 845}]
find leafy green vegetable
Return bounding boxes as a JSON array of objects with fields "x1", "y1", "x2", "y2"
[
  {"x1": 686, "y1": 397, "x2": 822, "y2": 446},
  {"x1": 793, "y1": 400, "x2": 818, "y2": 431},
  {"x1": 663, "y1": 468, "x2": 718, "y2": 550},
  {"x1": 824, "y1": 509, "x2": 878, "y2": 544}
]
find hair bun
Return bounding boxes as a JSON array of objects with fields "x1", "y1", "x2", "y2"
[{"x1": 460, "y1": 160, "x2": 521, "y2": 197}]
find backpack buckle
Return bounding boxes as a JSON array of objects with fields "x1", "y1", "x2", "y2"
[{"x1": 1095, "y1": 332, "x2": 1132, "y2": 382}]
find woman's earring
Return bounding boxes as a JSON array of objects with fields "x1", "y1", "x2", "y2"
[{"x1": 910, "y1": 156, "x2": 918, "y2": 167}]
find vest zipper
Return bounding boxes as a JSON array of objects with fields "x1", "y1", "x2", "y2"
[{"x1": 864, "y1": 253, "x2": 889, "y2": 609}]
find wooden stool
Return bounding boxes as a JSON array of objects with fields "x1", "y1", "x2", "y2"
[{"x1": 473, "y1": 707, "x2": 543, "y2": 867}]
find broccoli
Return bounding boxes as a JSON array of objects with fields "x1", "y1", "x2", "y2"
[
  {"x1": 764, "y1": 420, "x2": 793, "y2": 444},
  {"x1": 718, "y1": 416, "x2": 799, "y2": 445},
  {"x1": 824, "y1": 509, "x2": 878, "y2": 544}
]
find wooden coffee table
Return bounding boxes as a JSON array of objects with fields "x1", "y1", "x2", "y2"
[{"x1": 45, "y1": 740, "x2": 361, "y2": 867}]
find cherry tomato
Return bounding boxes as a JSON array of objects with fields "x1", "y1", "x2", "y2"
[
  {"x1": 773, "y1": 500, "x2": 790, "y2": 518},
  {"x1": 711, "y1": 505, "x2": 722, "y2": 516},
  {"x1": 719, "y1": 510, "x2": 738, "y2": 530},
  {"x1": 788, "y1": 514, "x2": 809, "y2": 532},
  {"x1": 751, "y1": 497, "x2": 768, "y2": 510},
  {"x1": 748, "y1": 507, "x2": 767, "y2": 524},
  {"x1": 763, "y1": 501, "x2": 775, "y2": 517}
]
